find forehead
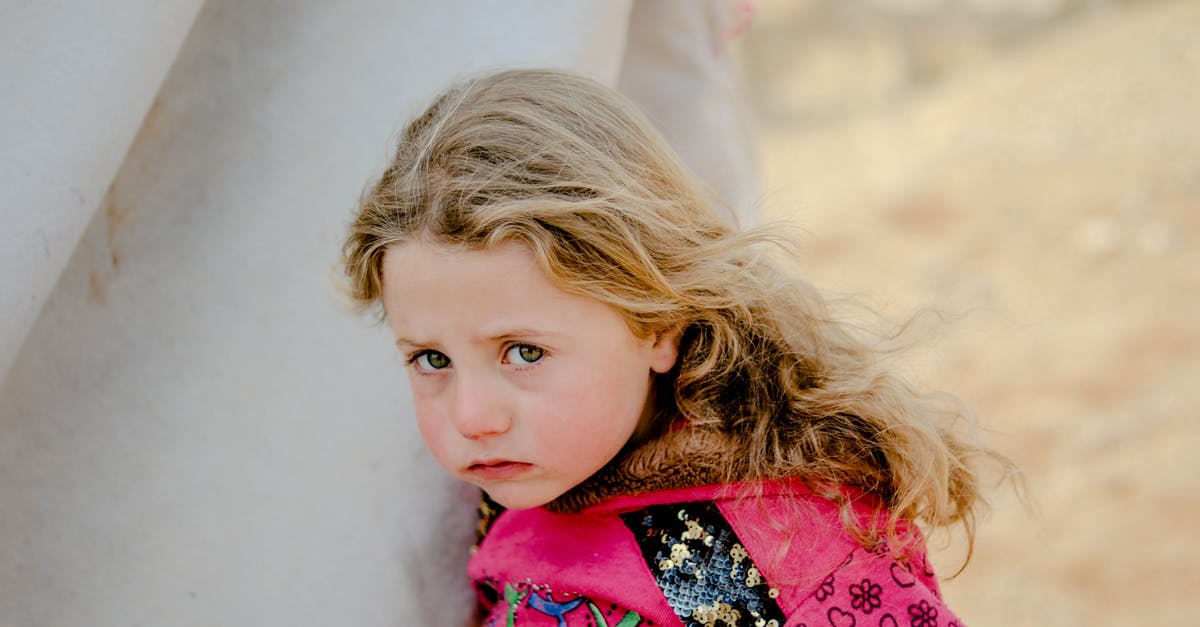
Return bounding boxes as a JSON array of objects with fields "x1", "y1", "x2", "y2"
[
  {"x1": 380, "y1": 239, "x2": 632, "y2": 340},
  {"x1": 382, "y1": 239, "x2": 545, "y2": 296}
]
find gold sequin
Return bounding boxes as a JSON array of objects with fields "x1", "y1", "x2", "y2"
[
  {"x1": 729, "y1": 543, "x2": 748, "y2": 563},
  {"x1": 768, "y1": 587, "x2": 780, "y2": 599},
  {"x1": 669, "y1": 543, "x2": 692, "y2": 564},
  {"x1": 692, "y1": 601, "x2": 741, "y2": 627},
  {"x1": 745, "y1": 566, "x2": 762, "y2": 587}
]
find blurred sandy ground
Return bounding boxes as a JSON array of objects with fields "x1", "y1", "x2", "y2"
[{"x1": 738, "y1": 0, "x2": 1198, "y2": 624}]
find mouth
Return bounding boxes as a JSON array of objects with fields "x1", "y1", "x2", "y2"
[{"x1": 465, "y1": 459, "x2": 533, "y2": 481}]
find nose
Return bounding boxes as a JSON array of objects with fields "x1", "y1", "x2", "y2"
[{"x1": 450, "y1": 371, "x2": 512, "y2": 440}]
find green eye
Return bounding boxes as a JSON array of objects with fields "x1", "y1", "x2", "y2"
[
  {"x1": 414, "y1": 351, "x2": 451, "y2": 371},
  {"x1": 506, "y1": 344, "x2": 543, "y2": 365}
]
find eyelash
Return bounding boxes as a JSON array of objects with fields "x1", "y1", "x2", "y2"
[
  {"x1": 405, "y1": 344, "x2": 546, "y2": 373},
  {"x1": 503, "y1": 343, "x2": 545, "y2": 367},
  {"x1": 407, "y1": 350, "x2": 450, "y2": 372}
]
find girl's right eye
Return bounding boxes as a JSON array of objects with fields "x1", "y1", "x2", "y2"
[{"x1": 411, "y1": 350, "x2": 451, "y2": 372}]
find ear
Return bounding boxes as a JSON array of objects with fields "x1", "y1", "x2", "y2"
[{"x1": 648, "y1": 324, "x2": 684, "y2": 374}]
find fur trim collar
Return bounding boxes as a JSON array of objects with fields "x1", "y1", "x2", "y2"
[{"x1": 546, "y1": 428, "x2": 749, "y2": 513}]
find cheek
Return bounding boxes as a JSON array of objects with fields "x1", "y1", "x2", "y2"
[
  {"x1": 408, "y1": 381, "x2": 454, "y2": 462},
  {"x1": 558, "y1": 361, "x2": 652, "y2": 432}
]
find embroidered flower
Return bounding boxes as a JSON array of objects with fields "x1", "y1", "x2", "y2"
[
  {"x1": 908, "y1": 599, "x2": 939, "y2": 627},
  {"x1": 849, "y1": 577, "x2": 883, "y2": 614},
  {"x1": 815, "y1": 574, "x2": 835, "y2": 602}
]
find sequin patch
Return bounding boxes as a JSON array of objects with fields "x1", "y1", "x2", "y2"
[{"x1": 620, "y1": 502, "x2": 786, "y2": 627}]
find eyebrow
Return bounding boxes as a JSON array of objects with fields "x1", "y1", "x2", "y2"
[
  {"x1": 393, "y1": 336, "x2": 427, "y2": 350},
  {"x1": 393, "y1": 328, "x2": 562, "y2": 350}
]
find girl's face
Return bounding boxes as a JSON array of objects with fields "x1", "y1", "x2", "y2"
[{"x1": 381, "y1": 240, "x2": 680, "y2": 510}]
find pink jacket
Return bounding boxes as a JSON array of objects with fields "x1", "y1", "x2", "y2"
[{"x1": 469, "y1": 478, "x2": 961, "y2": 627}]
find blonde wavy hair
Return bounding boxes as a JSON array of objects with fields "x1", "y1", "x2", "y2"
[{"x1": 342, "y1": 68, "x2": 1010, "y2": 560}]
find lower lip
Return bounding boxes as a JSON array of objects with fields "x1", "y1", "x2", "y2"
[{"x1": 466, "y1": 461, "x2": 533, "y2": 481}]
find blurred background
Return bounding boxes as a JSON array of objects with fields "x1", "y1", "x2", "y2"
[{"x1": 738, "y1": 0, "x2": 1198, "y2": 624}]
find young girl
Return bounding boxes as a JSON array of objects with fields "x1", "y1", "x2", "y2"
[{"x1": 343, "y1": 69, "x2": 1006, "y2": 627}]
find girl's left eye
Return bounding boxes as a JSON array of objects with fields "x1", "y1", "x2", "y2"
[{"x1": 504, "y1": 344, "x2": 544, "y2": 365}]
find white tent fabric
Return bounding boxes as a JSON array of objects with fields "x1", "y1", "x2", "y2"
[
  {"x1": 1, "y1": 1, "x2": 756, "y2": 624},
  {"x1": 1, "y1": 0, "x2": 207, "y2": 383}
]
